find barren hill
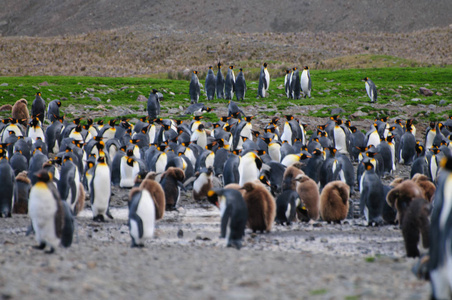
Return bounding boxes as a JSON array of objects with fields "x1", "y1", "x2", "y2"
[{"x1": 1, "y1": 0, "x2": 451, "y2": 37}]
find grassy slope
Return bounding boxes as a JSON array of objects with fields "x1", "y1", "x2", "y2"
[{"x1": 0, "y1": 65, "x2": 451, "y2": 123}]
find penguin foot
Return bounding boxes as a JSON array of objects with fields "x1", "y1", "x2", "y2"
[
  {"x1": 131, "y1": 243, "x2": 144, "y2": 248},
  {"x1": 33, "y1": 242, "x2": 46, "y2": 250},
  {"x1": 93, "y1": 215, "x2": 105, "y2": 222},
  {"x1": 45, "y1": 247, "x2": 55, "y2": 254}
]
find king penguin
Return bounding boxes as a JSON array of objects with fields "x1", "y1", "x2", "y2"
[
  {"x1": 257, "y1": 62, "x2": 270, "y2": 98},
  {"x1": 234, "y1": 68, "x2": 247, "y2": 101},
  {"x1": 192, "y1": 166, "x2": 214, "y2": 201},
  {"x1": 189, "y1": 71, "x2": 201, "y2": 104},
  {"x1": 363, "y1": 77, "x2": 377, "y2": 103},
  {"x1": 128, "y1": 187, "x2": 155, "y2": 247},
  {"x1": 216, "y1": 62, "x2": 225, "y2": 99},
  {"x1": 291, "y1": 67, "x2": 301, "y2": 99},
  {"x1": 207, "y1": 188, "x2": 248, "y2": 249},
  {"x1": 360, "y1": 161, "x2": 385, "y2": 226},
  {"x1": 429, "y1": 157, "x2": 452, "y2": 299},
  {"x1": 147, "y1": 89, "x2": 160, "y2": 121},
  {"x1": 28, "y1": 170, "x2": 65, "y2": 253},
  {"x1": 139, "y1": 174, "x2": 166, "y2": 220},
  {"x1": 301, "y1": 66, "x2": 312, "y2": 98},
  {"x1": 160, "y1": 167, "x2": 185, "y2": 211},
  {"x1": 205, "y1": 66, "x2": 216, "y2": 100},
  {"x1": 11, "y1": 98, "x2": 29, "y2": 122},
  {"x1": 120, "y1": 154, "x2": 140, "y2": 188},
  {"x1": 31, "y1": 92, "x2": 46, "y2": 123},
  {"x1": 241, "y1": 181, "x2": 276, "y2": 233},
  {"x1": 238, "y1": 151, "x2": 262, "y2": 186},
  {"x1": 225, "y1": 65, "x2": 235, "y2": 100},
  {"x1": 284, "y1": 69, "x2": 292, "y2": 98},
  {"x1": 0, "y1": 154, "x2": 16, "y2": 217},
  {"x1": 46, "y1": 100, "x2": 62, "y2": 123},
  {"x1": 91, "y1": 156, "x2": 113, "y2": 221}
]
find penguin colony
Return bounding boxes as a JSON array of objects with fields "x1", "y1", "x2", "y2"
[{"x1": 1, "y1": 68, "x2": 451, "y2": 299}]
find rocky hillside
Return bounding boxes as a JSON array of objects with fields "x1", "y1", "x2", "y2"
[{"x1": 1, "y1": 0, "x2": 451, "y2": 37}]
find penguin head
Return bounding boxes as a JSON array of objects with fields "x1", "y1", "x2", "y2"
[
  {"x1": 440, "y1": 156, "x2": 452, "y2": 171},
  {"x1": 126, "y1": 149, "x2": 134, "y2": 157},
  {"x1": 193, "y1": 70, "x2": 198, "y2": 74},
  {"x1": 293, "y1": 67, "x2": 297, "y2": 71},
  {"x1": 109, "y1": 119, "x2": 117, "y2": 127},
  {"x1": 244, "y1": 116, "x2": 254, "y2": 122},
  {"x1": 363, "y1": 77, "x2": 369, "y2": 82},
  {"x1": 36, "y1": 92, "x2": 42, "y2": 97},
  {"x1": 217, "y1": 62, "x2": 222, "y2": 68},
  {"x1": 239, "y1": 68, "x2": 243, "y2": 72},
  {"x1": 207, "y1": 189, "x2": 219, "y2": 207},
  {"x1": 263, "y1": 62, "x2": 268, "y2": 68},
  {"x1": 363, "y1": 161, "x2": 374, "y2": 171},
  {"x1": 285, "y1": 69, "x2": 290, "y2": 74},
  {"x1": 73, "y1": 117, "x2": 82, "y2": 125},
  {"x1": 126, "y1": 157, "x2": 135, "y2": 167},
  {"x1": 57, "y1": 101, "x2": 62, "y2": 107},
  {"x1": 34, "y1": 170, "x2": 52, "y2": 183},
  {"x1": 229, "y1": 65, "x2": 234, "y2": 70},
  {"x1": 303, "y1": 66, "x2": 309, "y2": 70},
  {"x1": 259, "y1": 174, "x2": 270, "y2": 187},
  {"x1": 285, "y1": 115, "x2": 294, "y2": 121},
  {"x1": 208, "y1": 66, "x2": 213, "y2": 70}
]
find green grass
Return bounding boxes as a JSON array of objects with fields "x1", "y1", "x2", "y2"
[
  {"x1": 309, "y1": 288, "x2": 328, "y2": 296},
  {"x1": 1, "y1": 64, "x2": 451, "y2": 121}
]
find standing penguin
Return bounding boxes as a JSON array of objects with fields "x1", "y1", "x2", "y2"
[
  {"x1": 257, "y1": 62, "x2": 270, "y2": 98},
  {"x1": 294, "y1": 174, "x2": 320, "y2": 221},
  {"x1": 12, "y1": 99, "x2": 30, "y2": 123},
  {"x1": 301, "y1": 66, "x2": 312, "y2": 98},
  {"x1": 360, "y1": 161, "x2": 385, "y2": 226},
  {"x1": 13, "y1": 171, "x2": 31, "y2": 214},
  {"x1": 429, "y1": 157, "x2": 452, "y2": 299},
  {"x1": 160, "y1": 167, "x2": 185, "y2": 211},
  {"x1": 363, "y1": 77, "x2": 378, "y2": 103},
  {"x1": 192, "y1": 166, "x2": 214, "y2": 201},
  {"x1": 235, "y1": 68, "x2": 247, "y2": 101},
  {"x1": 28, "y1": 170, "x2": 68, "y2": 253},
  {"x1": 238, "y1": 151, "x2": 262, "y2": 186},
  {"x1": 319, "y1": 181, "x2": 350, "y2": 223},
  {"x1": 207, "y1": 188, "x2": 248, "y2": 249},
  {"x1": 120, "y1": 154, "x2": 140, "y2": 188},
  {"x1": 46, "y1": 100, "x2": 62, "y2": 123},
  {"x1": 91, "y1": 156, "x2": 113, "y2": 221},
  {"x1": 128, "y1": 187, "x2": 155, "y2": 247},
  {"x1": 189, "y1": 71, "x2": 201, "y2": 104},
  {"x1": 147, "y1": 89, "x2": 160, "y2": 121},
  {"x1": 205, "y1": 66, "x2": 216, "y2": 100},
  {"x1": 284, "y1": 69, "x2": 292, "y2": 98},
  {"x1": 0, "y1": 155, "x2": 16, "y2": 217},
  {"x1": 399, "y1": 126, "x2": 416, "y2": 165},
  {"x1": 31, "y1": 92, "x2": 46, "y2": 123},
  {"x1": 139, "y1": 174, "x2": 165, "y2": 220},
  {"x1": 291, "y1": 67, "x2": 301, "y2": 99},
  {"x1": 241, "y1": 181, "x2": 276, "y2": 233},
  {"x1": 224, "y1": 65, "x2": 235, "y2": 100},
  {"x1": 216, "y1": 62, "x2": 225, "y2": 99},
  {"x1": 58, "y1": 157, "x2": 84, "y2": 215}
]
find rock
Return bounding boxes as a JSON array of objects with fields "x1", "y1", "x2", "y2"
[
  {"x1": 330, "y1": 107, "x2": 345, "y2": 115},
  {"x1": 0, "y1": 83, "x2": 8, "y2": 86},
  {"x1": 411, "y1": 98, "x2": 422, "y2": 102},
  {"x1": 419, "y1": 87, "x2": 433, "y2": 96},
  {"x1": 439, "y1": 100, "x2": 447, "y2": 106},
  {"x1": 0, "y1": 104, "x2": 12, "y2": 111},
  {"x1": 39, "y1": 81, "x2": 49, "y2": 86},
  {"x1": 436, "y1": 92, "x2": 443, "y2": 96},
  {"x1": 351, "y1": 111, "x2": 368, "y2": 118},
  {"x1": 428, "y1": 104, "x2": 436, "y2": 110},
  {"x1": 86, "y1": 88, "x2": 95, "y2": 92},
  {"x1": 169, "y1": 92, "x2": 175, "y2": 96},
  {"x1": 136, "y1": 95, "x2": 147, "y2": 102},
  {"x1": 323, "y1": 89, "x2": 331, "y2": 93},
  {"x1": 91, "y1": 97, "x2": 102, "y2": 102}
]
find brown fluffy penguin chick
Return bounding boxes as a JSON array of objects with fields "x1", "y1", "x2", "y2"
[
  {"x1": 411, "y1": 173, "x2": 436, "y2": 202},
  {"x1": 223, "y1": 183, "x2": 246, "y2": 197},
  {"x1": 389, "y1": 177, "x2": 404, "y2": 188},
  {"x1": 140, "y1": 178, "x2": 165, "y2": 220},
  {"x1": 11, "y1": 99, "x2": 29, "y2": 122},
  {"x1": 241, "y1": 181, "x2": 276, "y2": 233},
  {"x1": 294, "y1": 175, "x2": 320, "y2": 221},
  {"x1": 13, "y1": 171, "x2": 31, "y2": 214},
  {"x1": 386, "y1": 180, "x2": 423, "y2": 226},
  {"x1": 319, "y1": 181, "x2": 350, "y2": 223},
  {"x1": 160, "y1": 167, "x2": 185, "y2": 211},
  {"x1": 401, "y1": 197, "x2": 431, "y2": 258},
  {"x1": 282, "y1": 165, "x2": 305, "y2": 191}
]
